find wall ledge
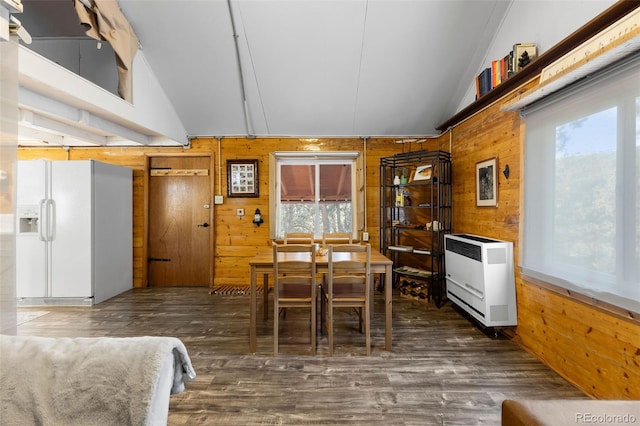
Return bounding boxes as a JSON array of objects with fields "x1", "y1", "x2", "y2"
[{"x1": 436, "y1": 0, "x2": 640, "y2": 132}]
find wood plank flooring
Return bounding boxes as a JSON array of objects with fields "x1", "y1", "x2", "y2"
[{"x1": 14, "y1": 287, "x2": 587, "y2": 425}]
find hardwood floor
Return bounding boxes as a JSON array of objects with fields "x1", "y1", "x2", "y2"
[{"x1": 14, "y1": 287, "x2": 587, "y2": 425}]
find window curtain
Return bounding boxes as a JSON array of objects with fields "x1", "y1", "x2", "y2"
[
  {"x1": 74, "y1": 0, "x2": 139, "y2": 103},
  {"x1": 521, "y1": 52, "x2": 640, "y2": 314}
]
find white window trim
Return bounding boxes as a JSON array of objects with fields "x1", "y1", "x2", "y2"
[{"x1": 269, "y1": 151, "x2": 362, "y2": 240}]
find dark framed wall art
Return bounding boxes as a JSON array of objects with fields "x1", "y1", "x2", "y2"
[
  {"x1": 476, "y1": 157, "x2": 497, "y2": 207},
  {"x1": 227, "y1": 159, "x2": 259, "y2": 198}
]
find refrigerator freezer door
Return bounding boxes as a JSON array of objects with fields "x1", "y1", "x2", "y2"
[
  {"x1": 16, "y1": 234, "x2": 47, "y2": 297},
  {"x1": 50, "y1": 161, "x2": 93, "y2": 298}
]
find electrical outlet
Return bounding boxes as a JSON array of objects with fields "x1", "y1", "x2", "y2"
[
  {"x1": 214, "y1": 195, "x2": 223, "y2": 204},
  {"x1": 362, "y1": 231, "x2": 369, "y2": 242},
  {"x1": 236, "y1": 208, "x2": 245, "y2": 217}
]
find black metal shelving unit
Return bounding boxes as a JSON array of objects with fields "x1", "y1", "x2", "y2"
[{"x1": 379, "y1": 150, "x2": 452, "y2": 307}]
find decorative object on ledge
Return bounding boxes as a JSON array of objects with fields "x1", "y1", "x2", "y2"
[
  {"x1": 540, "y1": 8, "x2": 640, "y2": 85},
  {"x1": 476, "y1": 157, "x2": 498, "y2": 207},
  {"x1": 476, "y1": 43, "x2": 537, "y2": 100},
  {"x1": 227, "y1": 159, "x2": 259, "y2": 198},
  {"x1": 513, "y1": 43, "x2": 538, "y2": 72}
]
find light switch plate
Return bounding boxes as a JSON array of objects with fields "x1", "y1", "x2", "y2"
[{"x1": 214, "y1": 195, "x2": 224, "y2": 205}]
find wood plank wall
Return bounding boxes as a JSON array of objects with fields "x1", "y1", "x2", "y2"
[
  {"x1": 17, "y1": 137, "x2": 414, "y2": 289},
  {"x1": 436, "y1": 79, "x2": 640, "y2": 400}
]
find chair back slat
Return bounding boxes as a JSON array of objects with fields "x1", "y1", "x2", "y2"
[
  {"x1": 322, "y1": 232, "x2": 353, "y2": 245},
  {"x1": 283, "y1": 232, "x2": 314, "y2": 244}
]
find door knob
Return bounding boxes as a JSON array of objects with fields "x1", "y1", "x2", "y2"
[{"x1": 197, "y1": 222, "x2": 209, "y2": 228}]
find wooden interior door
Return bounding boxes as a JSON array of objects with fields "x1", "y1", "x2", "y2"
[{"x1": 148, "y1": 156, "x2": 212, "y2": 286}]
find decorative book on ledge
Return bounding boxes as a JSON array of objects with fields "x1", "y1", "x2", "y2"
[{"x1": 476, "y1": 43, "x2": 537, "y2": 100}]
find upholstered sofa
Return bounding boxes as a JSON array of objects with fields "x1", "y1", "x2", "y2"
[
  {"x1": 502, "y1": 399, "x2": 640, "y2": 426},
  {"x1": 0, "y1": 335, "x2": 196, "y2": 426}
]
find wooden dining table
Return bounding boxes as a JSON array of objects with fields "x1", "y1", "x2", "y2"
[{"x1": 248, "y1": 246, "x2": 394, "y2": 353}]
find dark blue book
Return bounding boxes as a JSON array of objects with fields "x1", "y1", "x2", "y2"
[{"x1": 477, "y1": 67, "x2": 492, "y2": 98}]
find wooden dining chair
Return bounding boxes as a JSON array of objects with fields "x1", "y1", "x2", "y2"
[
  {"x1": 321, "y1": 243, "x2": 371, "y2": 356},
  {"x1": 283, "y1": 232, "x2": 314, "y2": 244},
  {"x1": 321, "y1": 232, "x2": 353, "y2": 245},
  {"x1": 273, "y1": 243, "x2": 317, "y2": 355}
]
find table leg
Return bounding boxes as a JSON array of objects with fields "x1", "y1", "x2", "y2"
[
  {"x1": 263, "y1": 273, "x2": 269, "y2": 320},
  {"x1": 250, "y1": 266, "x2": 257, "y2": 353},
  {"x1": 385, "y1": 265, "x2": 392, "y2": 350}
]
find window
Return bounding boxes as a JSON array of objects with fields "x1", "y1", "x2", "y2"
[
  {"x1": 269, "y1": 152, "x2": 361, "y2": 240},
  {"x1": 522, "y1": 53, "x2": 640, "y2": 314}
]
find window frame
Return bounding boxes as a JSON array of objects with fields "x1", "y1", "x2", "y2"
[{"x1": 269, "y1": 151, "x2": 362, "y2": 241}]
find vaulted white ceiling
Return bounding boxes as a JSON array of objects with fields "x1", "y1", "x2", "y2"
[
  {"x1": 15, "y1": 0, "x2": 510, "y2": 143},
  {"x1": 117, "y1": 0, "x2": 510, "y2": 137},
  {"x1": 13, "y1": 0, "x2": 617, "y2": 146}
]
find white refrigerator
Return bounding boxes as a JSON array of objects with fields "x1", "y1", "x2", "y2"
[{"x1": 16, "y1": 159, "x2": 132, "y2": 306}]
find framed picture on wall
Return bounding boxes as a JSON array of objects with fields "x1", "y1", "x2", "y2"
[
  {"x1": 476, "y1": 157, "x2": 497, "y2": 207},
  {"x1": 227, "y1": 159, "x2": 259, "y2": 198}
]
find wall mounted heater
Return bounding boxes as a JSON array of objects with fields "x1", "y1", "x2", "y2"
[{"x1": 444, "y1": 234, "x2": 517, "y2": 327}]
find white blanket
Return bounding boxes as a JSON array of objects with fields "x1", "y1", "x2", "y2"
[{"x1": 0, "y1": 335, "x2": 196, "y2": 426}]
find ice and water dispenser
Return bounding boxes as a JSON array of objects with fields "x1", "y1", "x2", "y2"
[{"x1": 17, "y1": 205, "x2": 40, "y2": 234}]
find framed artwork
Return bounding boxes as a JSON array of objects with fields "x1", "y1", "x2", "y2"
[
  {"x1": 412, "y1": 164, "x2": 433, "y2": 181},
  {"x1": 513, "y1": 43, "x2": 537, "y2": 72},
  {"x1": 476, "y1": 157, "x2": 497, "y2": 207},
  {"x1": 227, "y1": 159, "x2": 259, "y2": 198}
]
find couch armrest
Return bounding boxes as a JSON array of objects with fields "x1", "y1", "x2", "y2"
[{"x1": 502, "y1": 400, "x2": 640, "y2": 426}]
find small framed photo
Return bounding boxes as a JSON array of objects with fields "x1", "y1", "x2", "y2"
[
  {"x1": 227, "y1": 159, "x2": 259, "y2": 198},
  {"x1": 412, "y1": 164, "x2": 433, "y2": 181},
  {"x1": 513, "y1": 43, "x2": 537, "y2": 72},
  {"x1": 476, "y1": 157, "x2": 497, "y2": 207}
]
